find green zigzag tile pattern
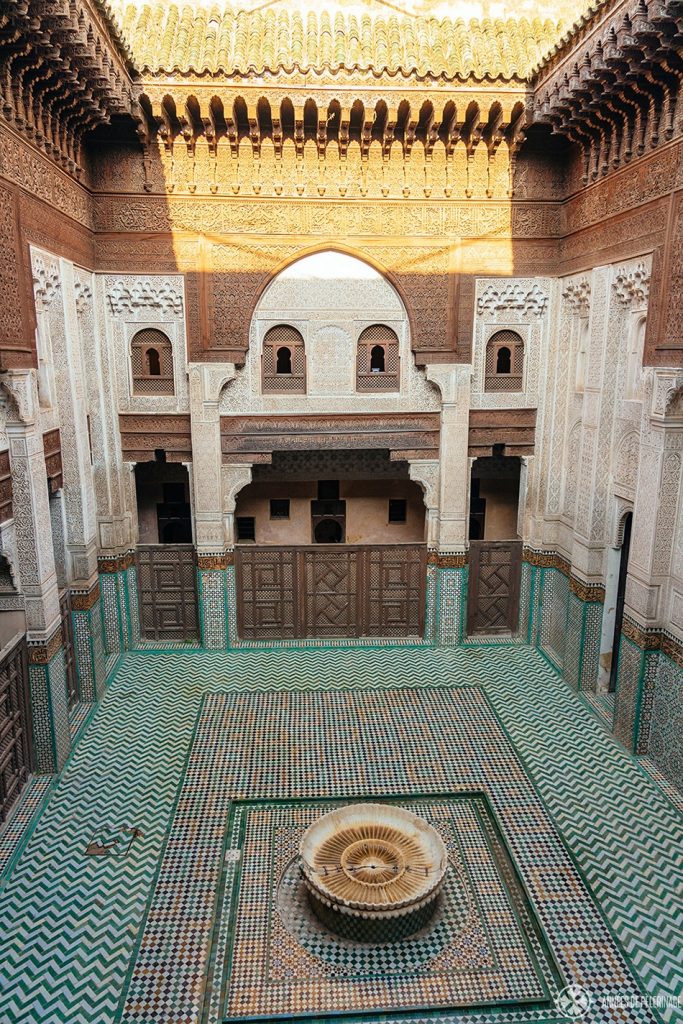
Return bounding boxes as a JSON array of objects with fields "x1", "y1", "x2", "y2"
[{"x1": 0, "y1": 645, "x2": 681, "y2": 1024}]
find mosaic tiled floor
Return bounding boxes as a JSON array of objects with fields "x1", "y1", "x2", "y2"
[
  {"x1": 209, "y1": 796, "x2": 561, "y2": 1022},
  {"x1": 0, "y1": 646, "x2": 681, "y2": 1024}
]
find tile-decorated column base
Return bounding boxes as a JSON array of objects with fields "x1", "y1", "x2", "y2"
[
  {"x1": 429, "y1": 554, "x2": 468, "y2": 647},
  {"x1": 97, "y1": 552, "x2": 136, "y2": 655},
  {"x1": 71, "y1": 582, "x2": 107, "y2": 702},
  {"x1": 197, "y1": 554, "x2": 233, "y2": 649},
  {"x1": 647, "y1": 644, "x2": 683, "y2": 791},
  {"x1": 614, "y1": 620, "x2": 683, "y2": 790},
  {"x1": 524, "y1": 549, "x2": 604, "y2": 692},
  {"x1": 27, "y1": 626, "x2": 70, "y2": 774}
]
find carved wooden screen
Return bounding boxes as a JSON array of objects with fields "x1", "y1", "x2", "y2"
[
  {"x1": 467, "y1": 540, "x2": 522, "y2": 635},
  {"x1": 236, "y1": 545, "x2": 425, "y2": 640},
  {"x1": 303, "y1": 549, "x2": 359, "y2": 637},
  {"x1": 0, "y1": 633, "x2": 33, "y2": 823},
  {"x1": 262, "y1": 325, "x2": 306, "y2": 394},
  {"x1": 131, "y1": 329, "x2": 175, "y2": 395},
  {"x1": 356, "y1": 325, "x2": 400, "y2": 392},
  {"x1": 135, "y1": 544, "x2": 199, "y2": 641},
  {"x1": 366, "y1": 545, "x2": 425, "y2": 636},
  {"x1": 0, "y1": 450, "x2": 13, "y2": 524},
  {"x1": 60, "y1": 590, "x2": 78, "y2": 708},
  {"x1": 484, "y1": 331, "x2": 524, "y2": 392}
]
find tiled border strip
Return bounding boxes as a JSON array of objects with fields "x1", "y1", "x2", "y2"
[
  {"x1": 637, "y1": 758, "x2": 683, "y2": 816},
  {"x1": 0, "y1": 776, "x2": 53, "y2": 886},
  {"x1": 0, "y1": 652, "x2": 123, "y2": 888}
]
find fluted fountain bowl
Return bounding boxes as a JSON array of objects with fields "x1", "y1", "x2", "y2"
[{"x1": 299, "y1": 803, "x2": 447, "y2": 942}]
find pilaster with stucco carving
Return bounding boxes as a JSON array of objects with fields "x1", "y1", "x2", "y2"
[
  {"x1": 0, "y1": 369, "x2": 70, "y2": 771},
  {"x1": 425, "y1": 363, "x2": 471, "y2": 551},
  {"x1": 30, "y1": 249, "x2": 100, "y2": 588},
  {"x1": 188, "y1": 363, "x2": 238, "y2": 551}
]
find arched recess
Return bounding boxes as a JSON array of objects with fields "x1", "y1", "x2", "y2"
[
  {"x1": 262, "y1": 324, "x2": 306, "y2": 394},
  {"x1": 485, "y1": 330, "x2": 524, "y2": 392},
  {"x1": 249, "y1": 249, "x2": 415, "y2": 400},
  {"x1": 245, "y1": 243, "x2": 415, "y2": 359},
  {"x1": 131, "y1": 328, "x2": 174, "y2": 395}
]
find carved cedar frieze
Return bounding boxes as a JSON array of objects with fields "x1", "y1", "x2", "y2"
[
  {"x1": 220, "y1": 413, "x2": 440, "y2": 463},
  {"x1": 118, "y1": 414, "x2": 192, "y2": 462}
]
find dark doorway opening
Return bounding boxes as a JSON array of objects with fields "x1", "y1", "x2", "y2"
[
  {"x1": 134, "y1": 461, "x2": 193, "y2": 545},
  {"x1": 609, "y1": 512, "x2": 632, "y2": 694},
  {"x1": 314, "y1": 519, "x2": 343, "y2": 543}
]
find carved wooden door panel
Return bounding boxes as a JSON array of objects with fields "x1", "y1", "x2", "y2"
[
  {"x1": 235, "y1": 545, "x2": 426, "y2": 640},
  {"x1": 302, "y1": 549, "x2": 358, "y2": 638},
  {"x1": 136, "y1": 545, "x2": 199, "y2": 641},
  {"x1": 365, "y1": 545, "x2": 425, "y2": 637},
  {"x1": 60, "y1": 590, "x2": 78, "y2": 707},
  {"x1": 0, "y1": 635, "x2": 33, "y2": 823},
  {"x1": 238, "y1": 548, "x2": 298, "y2": 640},
  {"x1": 467, "y1": 541, "x2": 522, "y2": 636}
]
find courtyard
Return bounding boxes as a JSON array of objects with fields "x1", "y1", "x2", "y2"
[{"x1": 0, "y1": 644, "x2": 680, "y2": 1024}]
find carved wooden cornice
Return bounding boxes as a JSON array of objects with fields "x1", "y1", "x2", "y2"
[
  {"x1": 427, "y1": 552, "x2": 468, "y2": 567},
  {"x1": 133, "y1": 86, "x2": 529, "y2": 199},
  {"x1": 0, "y1": 0, "x2": 136, "y2": 176},
  {"x1": 220, "y1": 412, "x2": 440, "y2": 463},
  {"x1": 569, "y1": 575, "x2": 605, "y2": 603},
  {"x1": 118, "y1": 414, "x2": 193, "y2": 463},
  {"x1": 468, "y1": 408, "x2": 537, "y2": 458},
  {"x1": 531, "y1": 0, "x2": 683, "y2": 183},
  {"x1": 71, "y1": 582, "x2": 101, "y2": 612},
  {"x1": 197, "y1": 553, "x2": 235, "y2": 570},
  {"x1": 621, "y1": 616, "x2": 683, "y2": 667},
  {"x1": 97, "y1": 551, "x2": 135, "y2": 573},
  {"x1": 27, "y1": 624, "x2": 63, "y2": 664}
]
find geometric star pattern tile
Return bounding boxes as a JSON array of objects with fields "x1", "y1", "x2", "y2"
[{"x1": 0, "y1": 645, "x2": 680, "y2": 1024}]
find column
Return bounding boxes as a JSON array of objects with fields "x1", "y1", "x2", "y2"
[{"x1": 1, "y1": 371, "x2": 70, "y2": 772}]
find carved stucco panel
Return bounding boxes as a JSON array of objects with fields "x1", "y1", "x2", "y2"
[
  {"x1": 613, "y1": 430, "x2": 640, "y2": 494},
  {"x1": 103, "y1": 274, "x2": 189, "y2": 415},
  {"x1": 652, "y1": 451, "x2": 682, "y2": 577}
]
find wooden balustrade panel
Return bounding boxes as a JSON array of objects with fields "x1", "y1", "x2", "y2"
[{"x1": 236, "y1": 545, "x2": 426, "y2": 641}]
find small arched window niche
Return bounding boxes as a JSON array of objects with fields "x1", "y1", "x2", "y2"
[
  {"x1": 262, "y1": 325, "x2": 306, "y2": 394},
  {"x1": 131, "y1": 328, "x2": 175, "y2": 396},
  {"x1": 357, "y1": 324, "x2": 400, "y2": 392},
  {"x1": 485, "y1": 330, "x2": 524, "y2": 393}
]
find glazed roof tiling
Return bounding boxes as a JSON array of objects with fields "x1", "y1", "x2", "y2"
[{"x1": 107, "y1": 2, "x2": 563, "y2": 80}]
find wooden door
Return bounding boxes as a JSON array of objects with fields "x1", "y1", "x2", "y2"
[
  {"x1": 60, "y1": 590, "x2": 78, "y2": 707},
  {"x1": 467, "y1": 540, "x2": 522, "y2": 636},
  {"x1": 136, "y1": 544, "x2": 199, "y2": 641},
  {"x1": 0, "y1": 635, "x2": 33, "y2": 823}
]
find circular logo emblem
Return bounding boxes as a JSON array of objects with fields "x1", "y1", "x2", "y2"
[{"x1": 557, "y1": 984, "x2": 592, "y2": 1018}]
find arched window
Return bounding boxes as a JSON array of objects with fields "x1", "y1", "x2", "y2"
[
  {"x1": 262, "y1": 325, "x2": 306, "y2": 393},
  {"x1": 370, "y1": 345, "x2": 385, "y2": 372},
  {"x1": 485, "y1": 331, "x2": 524, "y2": 392},
  {"x1": 357, "y1": 325, "x2": 400, "y2": 391},
  {"x1": 131, "y1": 329, "x2": 174, "y2": 395}
]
